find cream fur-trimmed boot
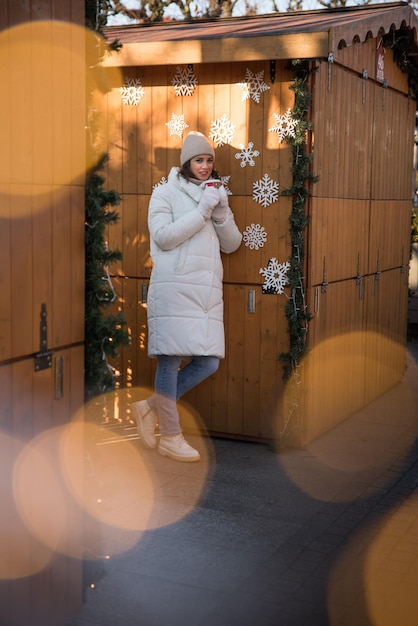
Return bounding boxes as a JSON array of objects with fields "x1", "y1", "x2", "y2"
[{"x1": 158, "y1": 433, "x2": 200, "y2": 462}]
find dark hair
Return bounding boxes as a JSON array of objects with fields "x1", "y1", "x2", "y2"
[{"x1": 180, "y1": 160, "x2": 221, "y2": 182}]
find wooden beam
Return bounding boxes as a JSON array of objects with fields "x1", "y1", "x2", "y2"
[{"x1": 100, "y1": 32, "x2": 330, "y2": 67}]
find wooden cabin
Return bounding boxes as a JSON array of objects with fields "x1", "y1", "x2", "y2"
[{"x1": 97, "y1": 3, "x2": 418, "y2": 447}]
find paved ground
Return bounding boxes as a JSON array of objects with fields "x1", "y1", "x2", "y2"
[{"x1": 68, "y1": 338, "x2": 418, "y2": 626}]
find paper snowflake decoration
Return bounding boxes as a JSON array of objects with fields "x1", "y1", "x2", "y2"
[
  {"x1": 260, "y1": 258, "x2": 290, "y2": 294},
  {"x1": 171, "y1": 65, "x2": 198, "y2": 96},
  {"x1": 243, "y1": 223, "x2": 267, "y2": 250},
  {"x1": 269, "y1": 109, "x2": 297, "y2": 143},
  {"x1": 253, "y1": 173, "x2": 280, "y2": 207},
  {"x1": 152, "y1": 177, "x2": 168, "y2": 189},
  {"x1": 236, "y1": 68, "x2": 270, "y2": 104},
  {"x1": 235, "y1": 142, "x2": 260, "y2": 168},
  {"x1": 220, "y1": 175, "x2": 232, "y2": 195},
  {"x1": 209, "y1": 114, "x2": 236, "y2": 147},
  {"x1": 166, "y1": 113, "x2": 189, "y2": 137},
  {"x1": 119, "y1": 77, "x2": 145, "y2": 106}
]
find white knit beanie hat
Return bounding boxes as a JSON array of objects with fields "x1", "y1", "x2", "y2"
[{"x1": 180, "y1": 131, "x2": 214, "y2": 166}]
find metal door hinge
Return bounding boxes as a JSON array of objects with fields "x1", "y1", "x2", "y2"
[{"x1": 34, "y1": 303, "x2": 53, "y2": 372}]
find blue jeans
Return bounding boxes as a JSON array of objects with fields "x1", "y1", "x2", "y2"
[{"x1": 149, "y1": 356, "x2": 219, "y2": 436}]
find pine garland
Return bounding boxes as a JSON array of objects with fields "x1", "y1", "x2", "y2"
[
  {"x1": 84, "y1": 156, "x2": 130, "y2": 400},
  {"x1": 280, "y1": 60, "x2": 318, "y2": 381}
]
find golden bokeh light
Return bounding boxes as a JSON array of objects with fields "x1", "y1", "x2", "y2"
[
  {"x1": 13, "y1": 425, "x2": 84, "y2": 561},
  {"x1": 2, "y1": 388, "x2": 215, "y2": 570},
  {"x1": 278, "y1": 331, "x2": 414, "y2": 502},
  {"x1": 60, "y1": 418, "x2": 155, "y2": 533},
  {"x1": 0, "y1": 430, "x2": 53, "y2": 579},
  {"x1": 61, "y1": 389, "x2": 214, "y2": 534},
  {"x1": 0, "y1": 20, "x2": 121, "y2": 218},
  {"x1": 327, "y1": 493, "x2": 418, "y2": 626},
  {"x1": 364, "y1": 493, "x2": 418, "y2": 626}
]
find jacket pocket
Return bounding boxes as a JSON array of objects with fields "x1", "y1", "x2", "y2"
[{"x1": 174, "y1": 241, "x2": 189, "y2": 274}]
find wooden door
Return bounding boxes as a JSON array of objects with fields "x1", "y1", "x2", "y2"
[
  {"x1": 103, "y1": 59, "x2": 295, "y2": 441},
  {"x1": 0, "y1": 3, "x2": 86, "y2": 624},
  {"x1": 303, "y1": 279, "x2": 366, "y2": 443}
]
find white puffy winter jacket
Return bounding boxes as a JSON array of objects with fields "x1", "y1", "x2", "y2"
[{"x1": 147, "y1": 167, "x2": 242, "y2": 358}]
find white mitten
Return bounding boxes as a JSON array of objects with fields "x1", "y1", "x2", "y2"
[
  {"x1": 198, "y1": 185, "x2": 220, "y2": 219},
  {"x1": 211, "y1": 185, "x2": 228, "y2": 223}
]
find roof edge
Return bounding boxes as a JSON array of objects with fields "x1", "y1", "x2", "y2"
[
  {"x1": 102, "y1": 2, "x2": 412, "y2": 37},
  {"x1": 100, "y1": 3, "x2": 418, "y2": 66}
]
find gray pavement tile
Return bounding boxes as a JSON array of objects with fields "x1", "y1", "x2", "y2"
[
  {"x1": 197, "y1": 593, "x2": 292, "y2": 626},
  {"x1": 262, "y1": 563, "x2": 305, "y2": 591},
  {"x1": 105, "y1": 532, "x2": 270, "y2": 593},
  {"x1": 199, "y1": 485, "x2": 323, "y2": 525},
  {"x1": 154, "y1": 505, "x2": 298, "y2": 553},
  {"x1": 281, "y1": 598, "x2": 321, "y2": 617},
  {"x1": 297, "y1": 547, "x2": 330, "y2": 564},
  {"x1": 69, "y1": 567, "x2": 226, "y2": 626}
]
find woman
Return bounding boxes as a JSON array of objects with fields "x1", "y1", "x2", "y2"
[{"x1": 132, "y1": 131, "x2": 242, "y2": 462}]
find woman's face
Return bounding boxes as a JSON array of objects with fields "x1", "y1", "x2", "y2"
[{"x1": 189, "y1": 154, "x2": 214, "y2": 181}]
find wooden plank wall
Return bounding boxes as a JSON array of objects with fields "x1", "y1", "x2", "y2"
[
  {"x1": 102, "y1": 60, "x2": 294, "y2": 440},
  {"x1": 0, "y1": 2, "x2": 86, "y2": 623},
  {"x1": 305, "y1": 41, "x2": 413, "y2": 443}
]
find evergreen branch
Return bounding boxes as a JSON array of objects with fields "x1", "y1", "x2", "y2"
[
  {"x1": 278, "y1": 60, "x2": 318, "y2": 442},
  {"x1": 84, "y1": 155, "x2": 129, "y2": 400}
]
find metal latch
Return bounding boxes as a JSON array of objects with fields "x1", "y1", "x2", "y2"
[
  {"x1": 248, "y1": 289, "x2": 256, "y2": 313},
  {"x1": 34, "y1": 303, "x2": 53, "y2": 372}
]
